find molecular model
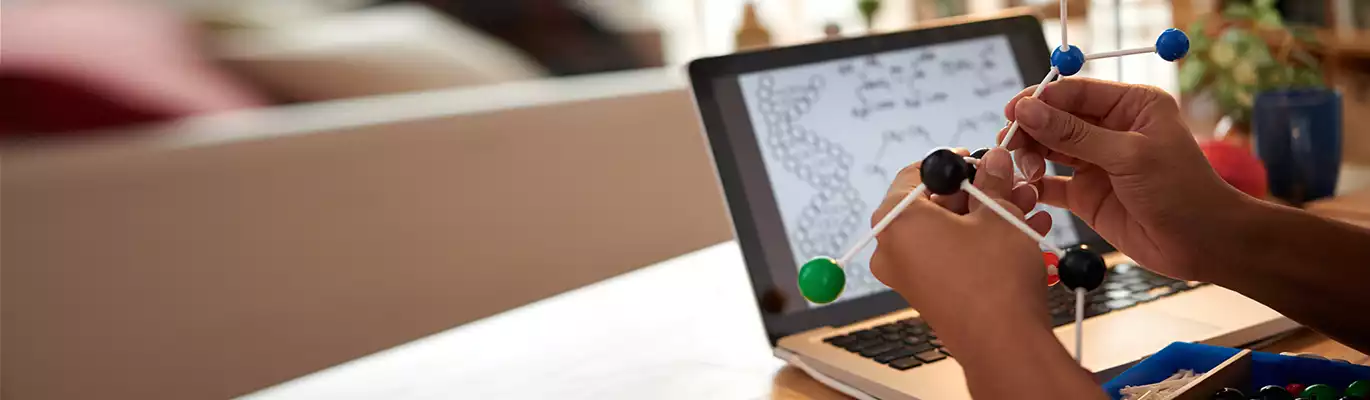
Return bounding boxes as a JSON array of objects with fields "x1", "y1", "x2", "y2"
[{"x1": 796, "y1": 0, "x2": 1189, "y2": 363}]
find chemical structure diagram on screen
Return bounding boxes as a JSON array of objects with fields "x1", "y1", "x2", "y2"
[
  {"x1": 754, "y1": 74, "x2": 876, "y2": 291},
  {"x1": 863, "y1": 110, "x2": 1006, "y2": 179},
  {"x1": 967, "y1": 42, "x2": 1023, "y2": 98},
  {"x1": 842, "y1": 52, "x2": 951, "y2": 120}
]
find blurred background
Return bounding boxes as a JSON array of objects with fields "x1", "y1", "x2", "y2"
[{"x1": 2, "y1": 0, "x2": 1368, "y2": 399}]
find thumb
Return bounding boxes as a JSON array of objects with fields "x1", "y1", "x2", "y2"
[{"x1": 1015, "y1": 97, "x2": 1141, "y2": 172}]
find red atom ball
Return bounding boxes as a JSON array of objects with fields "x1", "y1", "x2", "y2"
[{"x1": 1044, "y1": 252, "x2": 1061, "y2": 286}]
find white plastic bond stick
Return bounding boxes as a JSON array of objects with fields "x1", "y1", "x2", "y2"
[
  {"x1": 1085, "y1": 46, "x2": 1157, "y2": 60},
  {"x1": 1074, "y1": 288, "x2": 1086, "y2": 362},
  {"x1": 963, "y1": 156, "x2": 980, "y2": 166},
  {"x1": 1060, "y1": 0, "x2": 1068, "y2": 50},
  {"x1": 997, "y1": 67, "x2": 1059, "y2": 149},
  {"x1": 837, "y1": 184, "x2": 927, "y2": 266},
  {"x1": 960, "y1": 181, "x2": 1066, "y2": 257}
]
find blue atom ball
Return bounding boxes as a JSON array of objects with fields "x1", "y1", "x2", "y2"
[
  {"x1": 1051, "y1": 45, "x2": 1085, "y2": 76},
  {"x1": 1155, "y1": 28, "x2": 1190, "y2": 61}
]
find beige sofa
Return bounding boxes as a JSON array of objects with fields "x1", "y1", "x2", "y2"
[{"x1": 1, "y1": 68, "x2": 732, "y2": 399}]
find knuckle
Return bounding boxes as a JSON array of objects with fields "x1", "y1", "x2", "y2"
[
  {"x1": 1056, "y1": 114, "x2": 1090, "y2": 146},
  {"x1": 894, "y1": 162, "x2": 921, "y2": 181}
]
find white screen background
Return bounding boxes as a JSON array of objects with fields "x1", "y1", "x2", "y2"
[{"x1": 736, "y1": 35, "x2": 1080, "y2": 305}]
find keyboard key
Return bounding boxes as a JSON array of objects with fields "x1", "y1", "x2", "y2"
[
  {"x1": 926, "y1": 332, "x2": 937, "y2": 339},
  {"x1": 915, "y1": 350, "x2": 947, "y2": 363},
  {"x1": 829, "y1": 335, "x2": 859, "y2": 347},
  {"x1": 1146, "y1": 277, "x2": 1175, "y2": 287},
  {"x1": 929, "y1": 338, "x2": 944, "y2": 348},
  {"x1": 853, "y1": 329, "x2": 880, "y2": 340},
  {"x1": 903, "y1": 326, "x2": 926, "y2": 336},
  {"x1": 1084, "y1": 304, "x2": 1110, "y2": 318},
  {"x1": 1050, "y1": 305, "x2": 1071, "y2": 316},
  {"x1": 881, "y1": 333, "x2": 902, "y2": 342},
  {"x1": 1104, "y1": 282, "x2": 1128, "y2": 291},
  {"x1": 860, "y1": 343, "x2": 900, "y2": 358},
  {"x1": 888, "y1": 356, "x2": 923, "y2": 370},
  {"x1": 1116, "y1": 276, "x2": 1144, "y2": 285},
  {"x1": 1130, "y1": 292, "x2": 1159, "y2": 303},
  {"x1": 847, "y1": 339, "x2": 884, "y2": 352},
  {"x1": 1125, "y1": 282, "x2": 1152, "y2": 292},
  {"x1": 896, "y1": 318, "x2": 917, "y2": 325},
  {"x1": 877, "y1": 323, "x2": 903, "y2": 333},
  {"x1": 1105, "y1": 289, "x2": 1132, "y2": 299},
  {"x1": 902, "y1": 336, "x2": 925, "y2": 346},
  {"x1": 1105, "y1": 299, "x2": 1136, "y2": 310},
  {"x1": 938, "y1": 348, "x2": 953, "y2": 357},
  {"x1": 906, "y1": 342, "x2": 935, "y2": 354},
  {"x1": 874, "y1": 346, "x2": 918, "y2": 363},
  {"x1": 1112, "y1": 263, "x2": 1138, "y2": 275},
  {"x1": 1051, "y1": 313, "x2": 1074, "y2": 327}
]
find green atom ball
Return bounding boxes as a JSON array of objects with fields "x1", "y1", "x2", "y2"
[
  {"x1": 1345, "y1": 380, "x2": 1370, "y2": 398},
  {"x1": 1301, "y1": 384, "x2": 1339, "y2": 400},
  {"x1": 798, "y1": 257, "x2": 845, "y2": 304}
]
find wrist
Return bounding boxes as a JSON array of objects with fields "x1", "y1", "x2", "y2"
[
  {"x1": 1193, "y1": 193, "x2": 1282, "y2": 284},
  {"x1": 941, "y1": 310, "x2": 1100, "y2": 398}
]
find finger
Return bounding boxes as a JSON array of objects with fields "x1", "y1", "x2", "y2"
[
  {"x1": 932, "y1": 192, "x2": 970, "y2": 215},
  {"x1": 873, "y1": 163, "x2": 931, "y2": 227},
  {"x1": 970, "y1": 147, "x2": 1014, "y2": 211},
  {"x1": 1010, "y1": 183, "x2": 1039, "y2": 214},
  {"x1": 1016, "y1": 147, "x2": 1047, "y2": 183},
  {"x1": 1015, "y1": 97, "x2": 1144, "y2": 173},
  {"x1": 1026, "y1": 211, "x2": 1053, "y2": 237},
  {"x1": 1033, "y1": 175, "x2": 1072, "y2": 209},
  {"x1": 1005, "y1": 78, "x2": 1142, "y2": 126}
]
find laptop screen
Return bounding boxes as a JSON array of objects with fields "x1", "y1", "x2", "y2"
[{"x1": 733, "y1": 35, "x2": 1081, "y2": 306}]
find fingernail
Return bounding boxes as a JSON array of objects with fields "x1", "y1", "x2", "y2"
[
  {"x1": 1016, "y1": 98, "x2": 1048, "y2": 130},
  {"x1": 1021, "y1": 151, "x2": 1044, "y2": 181},
  {"x1": 985, "y1": 147, "x2": 1012, "y2": 180}
]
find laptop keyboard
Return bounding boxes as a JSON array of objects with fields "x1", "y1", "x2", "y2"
[{"x1": 822, "y1": 263, "x2": 1204, "y2": 371}]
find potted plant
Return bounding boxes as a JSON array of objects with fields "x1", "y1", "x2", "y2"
[
  {"x1": 1182, "y1": 0, "x2": 1345, "y2": 204},
  {"x1": 1179, "y1": 0, "x2": 1325, "y2": 132}
]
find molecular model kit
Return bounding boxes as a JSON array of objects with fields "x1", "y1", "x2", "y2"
[{"x1": 795, "y1": 0, "x2": 1190, "y2": 363}]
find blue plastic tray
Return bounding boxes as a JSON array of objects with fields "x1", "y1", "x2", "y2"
[{"x1": 1102, "y1": 342, "x2": 1370, "y2": 399}]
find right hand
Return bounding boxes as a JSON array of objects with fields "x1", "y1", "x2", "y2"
[{"x1": 997, "y1": 78, "x2": 1252, "y2": 282}]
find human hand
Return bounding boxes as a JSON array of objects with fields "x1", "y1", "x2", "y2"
[
  {"x1": 999, "y1": 78, "x2": 1251, "y2": 282},
  {"x1": 869, "y1": 147, "x2": 1052, "y2": 342}
]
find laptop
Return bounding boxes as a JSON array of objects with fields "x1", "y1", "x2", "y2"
[{"x1": 687, "y1": 14, "x2": 1297, "y2": 399}]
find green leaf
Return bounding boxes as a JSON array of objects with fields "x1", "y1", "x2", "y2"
[
  {"x1": 1224, "y1": 4, "x2": 1256, "y2": 19},
  {"x1": 1255, "y1": 0, "x2": 1278, "y2": 11},
  {"x1": 1179, "y1": 59, "x2": 1209, "y2": 93},
  {"x1": 1255, "y1": 10, "x2": 1284, "y2": 28}
]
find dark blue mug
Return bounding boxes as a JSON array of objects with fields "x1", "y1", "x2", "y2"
[{"x1": 1251, "y1": 89, "x2": 1342, "y2": 205}]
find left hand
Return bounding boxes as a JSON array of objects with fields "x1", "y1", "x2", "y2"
[{"x1": 869, "y1": 147, "x2": 1053, "y2": 342}]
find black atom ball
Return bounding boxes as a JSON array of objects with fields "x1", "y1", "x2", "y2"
[
  {"x1": 920, "y1": 149, "x2": 968, "y2": 195},
  {"x1": 1212, "y1": 387, "x2": 1246, "y2": 400},
  {"x1": 1058, "y1": 248, "x2": 1107, "y2": 291},
  {"x1": 967, "y1": 148, "x2": 990, "y2": 183},
  {"x1": 1258, "y1": 385, "x2": 1294, "y2": 400}
]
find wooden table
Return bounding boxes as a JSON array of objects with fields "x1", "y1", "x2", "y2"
[{"x1": 243, "y1": 193, "x2": 1370, "y2": 400}]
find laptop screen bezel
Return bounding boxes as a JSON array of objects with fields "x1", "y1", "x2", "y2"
[{"x1": 688, "y1": 14, "x2": 1113, "y2": 345}]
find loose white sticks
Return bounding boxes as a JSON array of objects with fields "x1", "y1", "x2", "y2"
[
  {"x1": 838, "y1": 184, "x2": 928, "y2": 265},
  {"x1": 1086, "y1": 46, "x2": 1157, "y2": 60},
  {"x1": 997, "y1": 67, "x2": 1059, "y2": 149},
  {"x1": 960, "y1": 181, "x2": 1066, "y2": 257}
]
